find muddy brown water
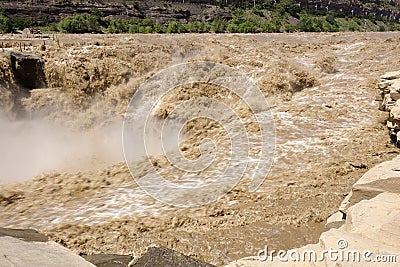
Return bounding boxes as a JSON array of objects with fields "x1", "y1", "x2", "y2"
[{"x1": 0, "y1": 32, "x2": 399, "y2": 265}]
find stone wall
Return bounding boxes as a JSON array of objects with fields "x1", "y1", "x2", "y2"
[{"x1": 377, "y1": 70, "x2": 400, "y2": 147}]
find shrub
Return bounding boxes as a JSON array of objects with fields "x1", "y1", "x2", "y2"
[
  {"x1": 326, "y1": 11, "x2": 338, "y2": 27},
  {"x1": 212, "y1": 18, "x2": 227, "y2": 33},
  {"x1": 1, "y1": 1, "x2": 400, "y2": 35},
  {"x1": 347, "y1": 18, "x2": 361, "y2": 31},
  {"x1": 283, "y1": 22, "x2": 296, "y2": 32},
  {"x1": 197, "y1": 22, "x2": 211, "y2": 33},
  {"x1": 237, "y1": 17, "x2": 260, "y2": 33},
  {"x1": 167, "y1": 21, "x2": 179, "y2": 33},
  {"x1": 252, "y1": 4, "x2": 264, "y2": 17},
  {"x1": 59, "y1": 14, "x2": 103, "y2": 33},
  {"x1": 232, "y1": 8, "x2": 246, "y2": 24},
  {"x1": 139, "y1": 25, "x2": 153, "y2": 33},
  {"x1": 275, "y1": 0, "x2": 301, "y2": 18},
  {"x1": 153, "y1": 23, "x2": 166, "y2": 33},
  {"x1": 107, "y1": 20, "x2": 128, "y2": 33},
  {"x1": 298, "y1": 12, "x2": 324, "y2": 32},
  {"x1": 261, "y1": 18, "x2": 282, "y2": 33},
  {"x1": 12, "y1": 17, "x2": 32, "y2": 31},
  {"x1": 0, "y1": 14, "x2": 12, "y2": 33},
  {"x1": 226, "y1": 22, "x2": 239, "y2": 33},
  {"x1": 128, "y1": 24, "x2": 140, "y2": 33}
]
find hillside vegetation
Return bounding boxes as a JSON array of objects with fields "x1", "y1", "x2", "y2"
[{"x1": 0, "y1": 0, "x2": 400, "y2": 33}]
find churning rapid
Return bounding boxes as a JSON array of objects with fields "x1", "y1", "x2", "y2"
[{"x1": 0, "y1": 32, "x2": 399, "y2": 265}]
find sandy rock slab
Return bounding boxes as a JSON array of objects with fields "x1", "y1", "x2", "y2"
[
  {"x1": 0, "y1": 230, "x2": 95, "y2": 267},
  {"x1": 381, "y1": 71, "x2": 400, "y2": 80},
  {"x1": 339, "y1": 155, "x2": 400, "y2": 212}
]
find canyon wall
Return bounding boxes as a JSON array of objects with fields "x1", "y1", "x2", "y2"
[{"x1": 0, "y1": 0, "x2": 398, "y2": 25}]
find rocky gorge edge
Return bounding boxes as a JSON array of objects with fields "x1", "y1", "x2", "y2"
[{"x1": 224, "y1": 71, "x2": 400, "y2": 267}]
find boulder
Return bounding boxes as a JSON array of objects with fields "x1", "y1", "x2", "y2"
[
  {"x1": 339, "y1": 155, "x2": 400, "y2": 211},
  {"x1": 381, "y1": 70, "x2": 400, "y2": 80},
  {"x1": 389, "y1": 80, "x2": 400, "y2": 91},
  {"x1": 83, "y1": 254, "x2": 133, "y2": 267},
  {"x1": 325, "y1": 211, "x2": 345, "y2": 230},
  {"x1": 131, "y1": 247, "x2": 216, "y2": 267},
  {"x1": 344, "y1": 192, "x2": 400, "y2": 248},
  {"x1": 389, "y1": 103, "x2": 400, "y2": 120},
  {"x1": 377, "y1": 81, "x2": 390, "y2": 89},
  {"x1": 0, "y1": 233, "x2": 95, "y2": 266},
  {"x1": 0, "y1": 227, "x2": 48, "y2": 242},
  {"x1": 390, "y1": 92, "x2": 400, "y2": 101},
  {"x1": 9, "y1": 52, "x2": 46, "y2": 90}
]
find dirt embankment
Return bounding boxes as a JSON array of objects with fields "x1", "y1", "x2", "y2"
[{"x1": 0, "y1": 33, "x2": 399, "y2": 266}]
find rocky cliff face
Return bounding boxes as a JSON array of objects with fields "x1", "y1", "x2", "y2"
[
  {"x1": 0, "y1": 0, "x2": 232, "y2": 24},
  {"x1": 10, "y1": 52, "x2": 46, "y2": 90},
  {"x1": 377, "y1": 71, "x2": 400, "y2": 147},
  {"x1": 0, "y1": 0, "x2": 398, "y2": 25}
]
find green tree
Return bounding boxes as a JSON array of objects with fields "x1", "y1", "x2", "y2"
[
  {"x1": 12, "y1": 18, "x2": 32, "y2": 30},
  {"x1": 90, "y1": 8, "x2": 104, "y2": 17},
  {"x1": 212, "y1": 18, "x2": 227, "y2": 33},
  {"x1": 128, "y1": 24, "x2": 140, "y2": 33},
  {"x1": 226, "y1": 22, "x2": 239, "y2": 33},
  {"x1": 283, "y1": 22, "x2": 296, "y2": 32},
  {"x1": 59, "y1": 14, "x2": 103, "y2": 33},
  {"x1": 167, "y1": 21, "x2": 179, "y2": 33},
  {"x1": 275, "y1": 0, "x2": 301, "y2": 18},
  {"x1": 261, "y1": 17, "x2": 282, "y2": 32},
  {"x1": 0, "y1": 14, "x2": 13, "y2": 33},
  {"x1": 298, "y1": 12, "x2": 323, "y2": 32},
  {"x1": 107, "y1": 20, "x2": 127, "y2": 33},
  {"x1": 326, "y1": 11, "x2": 338, "y2": 26},
  {"x1": 153, "y1": 23, "x2": 166, "y2": 33},
  {"x1": 197, "y1": 21, "x2": 211, "y2": 33},
  {"x1": 236, "y1": 17, "x2": 260, "y2": 33}
]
